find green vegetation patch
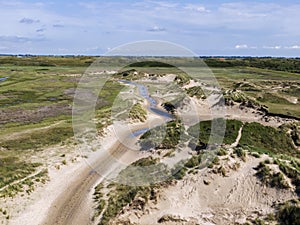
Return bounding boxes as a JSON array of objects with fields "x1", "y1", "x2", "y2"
[
  {"x1": 140, "y1": 120, "x2": 184, "y2": 150},
  {"x1": 204, "y1": 57, "x2": 300, "y2": 74},
  {"x1": 129, "y1": 103, "x2": 147, "y2": 122},
  {"x1": 277, "y1": 161, "x2": 300, "y2": 196},
  {"x1": 0, "y1": 126, "x2": 73, "y2": 151},
  {"x1": 0, "y1": 157, "x2": 41, "y2": 190},
  {"x1": 258, "y1": 93, "x2": 292, "y2": 105},
  {"x1": 174, "y1": 73, "x2": 190, "y2": 85},
  {"x1": 239, "y1": 122, "x2": 297, "y2": 157},
  {"x1": 0, "y1": 90, "x2": 41, "y2": 107},
  {"x1": 255, "y1": 162, "x2": 289, "y2": 189},
  {"x1": 187, "y1": 119, "x2": 243, "y2": 150},
  {"x1": 95, "y1": 157, "x2": 166, "y2": 225},
  {"x1": 97, "y1": 80, "x2": 124, "y2": 109},
  {"x1": 0, "y1": 156, "x2": 47, "y2": 198},
  {"x1": 185, "y1": 86, "x2": 206, "y2": 99},
  {"x1": 276, "y1": 200, "x2": 300, "y2": 225},
  {"x1": 99, "y1": 184, "x2": 150, "y2": 225},
  {"x1": 126, "y1": 61, "x2": 175, "y2": 68},
  {"x1": 0, "y1": 56, "x2": 94, "y2": 67}
]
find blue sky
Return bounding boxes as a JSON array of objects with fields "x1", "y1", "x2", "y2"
[{"x1": 0, "y1": 0, "x2": 300, "y2": 56}]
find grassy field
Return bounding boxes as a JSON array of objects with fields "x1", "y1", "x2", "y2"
[
  {"x1": 211, "y1": 65, "x2": 300, "y2": 118},
  {"x1": 0, "y1": 56, "x2": 299, "y2": 219},
  {"x1": 0, "y1": 56, "x2": 124, "y2": 198}
]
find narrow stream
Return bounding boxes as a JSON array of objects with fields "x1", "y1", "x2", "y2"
[{"x1": 120, "y1": 80, "x2": 174, "y2": 137}]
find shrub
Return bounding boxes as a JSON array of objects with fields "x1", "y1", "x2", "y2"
[
  {"x1": 129, "y1": 103, "x2": 147, "y2": 122},
  {"x1": 276, "y1": 201, "x2": 300, "y2": 225},
  {"x1": 217, "y1": 148, "x2": 227, "y2": 156},
  {"x1": 255, "y1": 162, "x2": 289, "y2": 189},
  {"x1": 234, "y1": 148, "x2": 246, "y2": 161}
]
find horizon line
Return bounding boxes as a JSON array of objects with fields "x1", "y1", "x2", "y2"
[{"x1": 0, "y1": 54, "x2": 299, "y2": 59}]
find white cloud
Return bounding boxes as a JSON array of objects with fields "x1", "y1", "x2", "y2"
[
  {"x1": 1, "y1": 0, "x2": 300, "y2": 55},
  {"x1": 184, "y1": 4, "x2": 210, "y2": 13},
  {"x1": 219, "y1": 2, "x2": 273, "y2": 18},
  {"x1": 149, "y1": 1, "x2": 178, "y2": 8},
  {"x1": 291, "y1": 45, "x2": 300, "y2": 49},
  {"x1": 263, "y1": 46, "x2": 282, "y2": 49},
  {"x1": 235, "y1": 44, "x2": 248, "y2": 49},
  {"x1": 147, "y1": 26, "x2": 166, "y2": 32},
  {"x1": 285, "y1": 45, "x2": 300, "y2": 49}
]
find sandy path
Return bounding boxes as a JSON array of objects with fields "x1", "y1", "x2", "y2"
[
  {"x1": 42, "y1": 137, "x2": 141, "y2": 225},
  {"x1": 38, "y1": 108, "x2": 167, "y2": 225},
  {"x1": 0, "y1": 121, "x2": 64, "y2": 141},
  {"x1": 230, "y1": 126, "x2": 243, "y2": 148},
  {"x1": 8, "y1": 79, "x2": 170, "y2": 225},
  {"x1": 0, "y1": 169, "x2": 44, "y2": 192}
]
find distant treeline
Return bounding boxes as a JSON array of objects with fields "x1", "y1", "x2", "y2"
[
  {"x1": 0, "y1": 56, "x2": 94, "y2": 67},
  {"x1": 203, "y1": 57, "x2": 300, "y2": 73},
  {"x1": 1, "y1": 56, "x2": 300, "y2": 73}
]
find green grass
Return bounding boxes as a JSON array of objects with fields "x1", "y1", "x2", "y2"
[
  {"x1": 276, "y1": 200, "x2": 300, "y2": 225},
  {"x1": 129, "y1": 103, "x2": 147, "y2": 122},
  {"x1": 277, "y1": 161, "x2": 300, "y2": 196},
  {"x1": 116, "y1": 157, "x2": 169, "y2": 185},
  {"x1": 0, "y1": 157, "x2": 41, "y2": 190},
  {"x1": 234, "y1": 148, "x2": 247, "y2": 161},
  {"x1": 185, "y1": 86, "x2": 206, "y2": 99},
  {"x1": 239, "y1": 122, "x2": 298, "y2": 157},
  {"x1": 0, "y1": 55, "x2": 94, "y2": 67},
  {"x1": 255, "y1": 162, "x2": 289, "y2": 189},
  {"x1": 99, "y1": 184, "x2": 148, "y2": 225},
  {"x1": 205, "y1": 57, "x2": 300, "y2": 74},
  {"x1": 187, "y1": 119, "x2": 243, "y2": 149},
  {"x1": 0, "y1": 156, "x2": 47, "y2": 198},
  {"x1": 140, "y1": 120, "x2": 184, "y2": 150},
  {"x1": 0, "y1": 126, "x2": 74, "y2": 151},
  {"x1": 95, "y1": 157, "x2": 163, "y2": 225},
  {"x1": 184, "y1": 153, "x2": 204, "y2": 169},
  {"x1": 258, "y1": 93, "x2": 292, "y2": 105}
]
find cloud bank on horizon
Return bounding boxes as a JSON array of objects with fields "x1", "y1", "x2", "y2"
[{"x1": 0, "y1": 0, "x2": 300, "y2": 56}]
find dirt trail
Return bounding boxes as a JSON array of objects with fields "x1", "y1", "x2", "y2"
[
  {"x1": 1, "y1": 121, "x2": 64, "y2": 141},
  {"x1": 42, "y1": 132, "x2": 145, "y2": 225},
  {"x1": 0, "y1": 169, "x2": 44, "y2": 192},
  {"x1": 230, "y1": 126, "x2": 243, "y2": 148},
  {"x1": 41, "y1": 111, "x2": 166, "y2": 225}
]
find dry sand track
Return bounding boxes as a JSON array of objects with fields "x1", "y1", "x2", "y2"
[
  {"x1": 41, "y1": 113, "x2": 167, "y2": 225},
  {"x1": 42, "y1": 136, "x2": 144, "y2": 225}
]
